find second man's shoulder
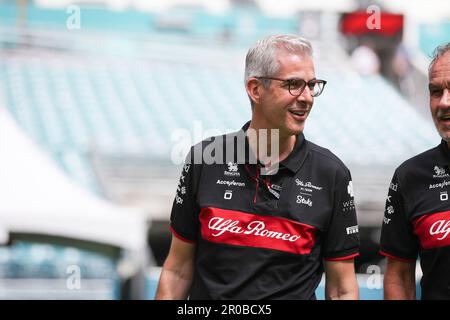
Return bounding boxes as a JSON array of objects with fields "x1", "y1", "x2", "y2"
[{"x1": 394, "y1": 143, "x2": 442, "y2": 178}]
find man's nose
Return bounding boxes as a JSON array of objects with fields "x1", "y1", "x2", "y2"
[
  {"x1": 296, "y1": 86, "x2": 314, "y2": 104},
  {"x1": 438, "y1": 88, "x2": 450, "y2": 107}
]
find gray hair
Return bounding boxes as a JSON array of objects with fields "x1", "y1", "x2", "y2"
[
  {"x1": 429, "y1": 42, "x2": 450, "y2": 75},
  {"x1": 244, "y1": 34, "x2": 313, "y2": 87}
]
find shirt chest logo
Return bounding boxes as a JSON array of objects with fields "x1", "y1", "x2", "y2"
[
  {"x1": 199, "y1": 207, "x2": 318, "y2": 255},
  {"x1": 295, "y1": 179, "x2": 323, "y2": 191},
  {"x1": 216, "y1": 179, "x2": 245, "y2": 188},
  {"x1": 296, "y1": 195, "x2": 313, "y2": 207},
  {"x1": 294, "y1": 179, "x2": 322, "y2": 207},
  {"x1": 224, "y1": 162, "x2": 240, "y2": 177},
  {"x1": 208, "y1": 218, "x2": 301, "y2": 242},
  {"x1": 429, "y1": 219, "x2": 450, "y2": 240},
  {"x1": 429, "y1": 180, "x2": 450, "y2": 189},
  {"x1": 433, "y1": 166, "x2": 450, "y2": 179}
]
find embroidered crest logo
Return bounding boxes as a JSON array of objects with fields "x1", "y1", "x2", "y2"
[
  {"x1": 228, "y1": 162, "x2": 238, "y2": 172},
  {"x1": 433, "y1": 166, "x2": 449, "y2": 178}
]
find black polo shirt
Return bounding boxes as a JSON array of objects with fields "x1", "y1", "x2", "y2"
[
  {"x1": 170, "y1": 121, "x2": 359, "y2": 300},
  {"x1": 380, "y1": 140, "x2": 450, "y2": 300}
]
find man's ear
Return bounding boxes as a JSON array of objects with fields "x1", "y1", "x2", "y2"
[{"x1": 246, "y1": 78, "x2": 263, "y2": 105}]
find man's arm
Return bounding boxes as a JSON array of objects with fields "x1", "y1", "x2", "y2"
[
  {"x1": 155, "y1": 235, "x2": 196, "y2": 300},
  {"x1": 383, "y1": 257, "x2": 416, "y2": 300},
  {"x1": 324, "y1": 259, "x2": 359, "y2": 300}
]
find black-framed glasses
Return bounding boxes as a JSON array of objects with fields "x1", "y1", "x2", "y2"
[{"x1": 255, "y1": 77, "x2": 327, "y2": 97}]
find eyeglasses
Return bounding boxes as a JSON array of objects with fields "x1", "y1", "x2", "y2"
[{"x1": 255, "y1": 77, "x2": 327, "y2": 97}]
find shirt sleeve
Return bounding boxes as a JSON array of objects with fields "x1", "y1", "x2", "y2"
[
  {"x1": 169, "y1": 148, "x2": 201, "y2": 243},
  {"x1": 379, "y1": 171, "x2": 419, "y2": 261},
  {"x1": 322, "y1": 168, "x2": 360, "y2": 261}
]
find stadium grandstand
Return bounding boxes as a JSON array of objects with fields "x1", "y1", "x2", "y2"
[{"x1": 0, "y1": 0, "x2": 448, "y2": 299}]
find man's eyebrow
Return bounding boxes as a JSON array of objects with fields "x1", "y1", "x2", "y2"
[
  {"x1": 428, "y1": 83, "x2": 441, "y2": 90},
  {"x1": 429, "y1": 80, "x2": 450, "y2": 89}
]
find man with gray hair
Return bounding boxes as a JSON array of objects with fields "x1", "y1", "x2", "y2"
[
  {"x1": 380, "y1": 42, "x2": 450, "y2": 300},
  {"x1": 156, "y1": 34, "x2": 359, "y2": 300}
]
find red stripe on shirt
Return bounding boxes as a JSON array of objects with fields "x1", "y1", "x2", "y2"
[
  {"x1": 199, "y1": 207, "x2": 318, "y2": 255},
  {"x1": 412, "y1": 210, "x2": 450, "y2": 249}
]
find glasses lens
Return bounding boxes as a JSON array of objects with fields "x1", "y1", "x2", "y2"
[
  {"x1": 311, "y1": 81, "x2": 325, "y2": 97},
  {"x1": 288, "y1": 79, "x2": 306, "y2": 96}
]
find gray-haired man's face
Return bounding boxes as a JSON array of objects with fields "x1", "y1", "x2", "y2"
[
  {"x1": 256, "y1": 51, "x2": 315, "y2": 137},
  {"x1": 429, "y1": 51, "x2": 450, "y2": 143}
]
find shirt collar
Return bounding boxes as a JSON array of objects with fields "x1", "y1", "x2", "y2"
[{"x1": 239, "y1": 121, "x2": 309, "y2": 173}]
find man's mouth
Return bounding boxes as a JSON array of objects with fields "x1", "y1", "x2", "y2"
[
  {"x1": 289, "y1": 110, "x2": 307, "y2": 117},
  {"x1": 288, "y1": 110, "x2": 308, "y2": 121},
  {"x1": 439, "y1": 114, "x2": 450, "y2": 121}
]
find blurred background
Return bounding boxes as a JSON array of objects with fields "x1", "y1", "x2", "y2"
[{"x1": 0, "y1": 0, "x2": 448, "y2": 300}]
